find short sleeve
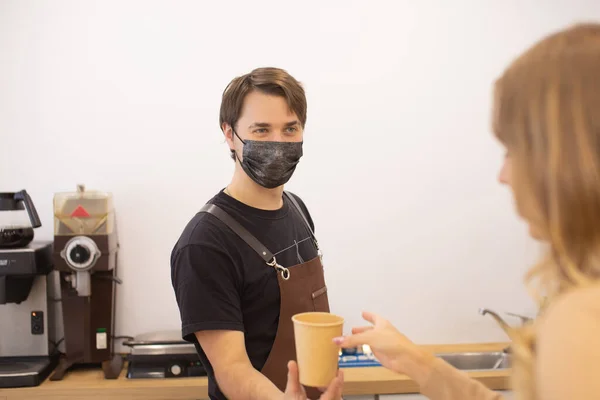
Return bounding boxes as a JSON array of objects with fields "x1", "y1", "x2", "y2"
[
  {"x1": 536, "y1": 287, "x2": 600, "y2": 400},
  {"x1": 171, "y1": 243, "x2": 244, "y2": 341},
  {"x1": 287, "y1": 192, "x2": 315, "y2": 233}
]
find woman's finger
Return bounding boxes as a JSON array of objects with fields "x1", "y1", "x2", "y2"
[
  {"x1": 351, "y1": 326, "x2": 373, "y2": 335},
  {"x1": 333, "y1": 331, "x2": 371, "y2": 348},
  {"x1": 361, "y1": 311, "x2": 379, "y2": 325}
]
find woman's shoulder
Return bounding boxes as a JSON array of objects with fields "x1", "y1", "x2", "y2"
[
  {"x1": 537, "y1": 282, "x2": 600, "y2": 334},
  {"x1": 542, "y1": 282, "x2": 600, "y2": 319},
  {"x1": 534, "y1": 282, "x2": 600, "y2": 399}
]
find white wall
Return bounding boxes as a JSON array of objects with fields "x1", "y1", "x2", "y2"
[{"x1": 2, "y1": 0, "x2": 599, "y2": 352}]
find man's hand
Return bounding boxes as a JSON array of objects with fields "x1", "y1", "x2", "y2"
[
  {"x1": 196, "y1": 330, "x2": 344, "y2": 400},
  {"x1": 195, "y1": 330, "x2": 283, "y2": 399},
  {"x1": 284, "y1": 360, "x2": 344, "y2": 400}
]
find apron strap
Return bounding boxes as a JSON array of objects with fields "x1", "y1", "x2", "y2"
[
  {"x1": 283, "y1": 191, "x2": 320, "y2": 251},
  {"x1": 199, "y1": 204, "x2": 273, "y2": 263},
  {"x1": 199, "y1": 204, "x2": 291, "y2": 280},
  {"x1": 283, "y1": 192, "x2": 314, "y2": 235}
]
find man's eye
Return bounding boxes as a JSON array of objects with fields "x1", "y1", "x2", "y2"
[
  {"x1": 254, "y1": 128, "x2": 268, "y2": 134},
  {"x1": 286, "y1": 127, "x2": 298, "y2": 133}
]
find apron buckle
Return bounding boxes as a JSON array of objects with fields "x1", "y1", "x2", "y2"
[
  {"x1": 314, "y1": 240, "x2": 324, "y2": 264},
  {"x1": 267, "y1": 257, "x2": 291, "y2": 281}
]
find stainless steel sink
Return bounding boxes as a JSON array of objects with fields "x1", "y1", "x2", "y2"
[{"x1": 435, "y1": 352, "x2": 511, "y2": 371}]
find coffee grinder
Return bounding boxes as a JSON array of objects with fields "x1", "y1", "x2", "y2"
[
  {"x1": 49, "y1": 184, "x2": 123, "y2": 380},
  {"x1": 0, "y1": 190, "x2": 60, "y2": 388}
]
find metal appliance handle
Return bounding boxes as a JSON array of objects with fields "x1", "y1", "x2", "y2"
[{"x1": 14, "y1": 190, "x2": 42, "y2": 228}]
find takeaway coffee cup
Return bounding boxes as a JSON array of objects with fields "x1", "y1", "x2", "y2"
[{"x1": 292, "y1": 312, "x2": 344, "y2": 387}]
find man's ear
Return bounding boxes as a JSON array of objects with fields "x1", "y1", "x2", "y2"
[{"x1": 222, "y1": 123, "x2": 234, "y2": 147}]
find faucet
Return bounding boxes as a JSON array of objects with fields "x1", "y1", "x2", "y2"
[
  {"x1": 479, "y1": 308, "x2": 534, "y2": 327},
  {"x1": 505, "y1": 312, "x2": 534, "y2": 325},
  {"x1": 478, "y1": 308, "x2": 512, "y2": 332},
  {"x1": 479, "y1": 308, "x2": 534, "y2": 354}
]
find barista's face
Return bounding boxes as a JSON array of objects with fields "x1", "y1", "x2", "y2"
[{"x1": 224, "y1": 90, "x2": 303, "y2": 158}]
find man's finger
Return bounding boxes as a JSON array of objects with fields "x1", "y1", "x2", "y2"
[
  {"x1": 334, "y1": 369, "x2": 344, "y2": 398},
  {"x1": 332, "y1": 369, "x2": 345, "y2": 398},
  {"x1": 320, "y1": 369, "x2": 344, "y2": 399},
  {"x1": 284, "y1": 360, "x2": 302, "y2": 394}
]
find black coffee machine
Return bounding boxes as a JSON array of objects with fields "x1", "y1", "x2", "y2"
[
  {"x1": 0, "y1": 190, "x2": 59, "y2": 388},
  {"x1": 0, "y1": 191, "x2": 41, "y2": 250}
]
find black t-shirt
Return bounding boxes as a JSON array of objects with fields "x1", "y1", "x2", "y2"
[{"x1": 170, "y1": 189, "x2": 318, "y2": 400}]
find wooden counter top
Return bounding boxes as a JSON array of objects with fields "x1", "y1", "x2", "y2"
[{"x1": 0, "y1": 343, "x2": 511, "y2": 400}]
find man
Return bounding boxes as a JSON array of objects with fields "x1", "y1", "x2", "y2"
[{"x1": 171, "y1": 67, "x2": 341, "y2": 399}]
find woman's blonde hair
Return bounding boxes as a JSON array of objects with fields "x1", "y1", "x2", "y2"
[{"x1": 493, "y1": 23, "x2": 600, "y2": 399}]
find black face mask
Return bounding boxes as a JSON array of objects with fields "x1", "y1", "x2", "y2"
[{"x1": 232, "y1": 130, "x2": 303, "y2": 189}]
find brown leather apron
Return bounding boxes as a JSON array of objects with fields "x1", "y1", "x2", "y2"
[{"x1": 200, "y1": 192, "x2": 330, "y2": 399}]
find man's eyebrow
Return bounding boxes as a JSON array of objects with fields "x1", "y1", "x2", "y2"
[
  {"x1": 248, "y1": 122, "x2": 271, "y2": 129},
  {"x1": 248, "y1": 121, "x2": 299, "y2": 129}
]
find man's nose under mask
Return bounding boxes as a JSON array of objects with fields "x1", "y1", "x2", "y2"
[{"x1": 232, "y1": 130, "x2": 303, "y2": 189}]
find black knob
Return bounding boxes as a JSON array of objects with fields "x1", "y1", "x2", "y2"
[{"x1": 69, "y1": 244, "x2": 91, "y2": 264}]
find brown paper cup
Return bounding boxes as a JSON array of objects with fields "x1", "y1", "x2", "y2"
[{"x1": 292, "y1": 312, "x2": 344, "y2": 388}]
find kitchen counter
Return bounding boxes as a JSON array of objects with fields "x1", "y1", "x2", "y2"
[{"x1": 0, "y1": 343, "x2": 511, "y2": 400}]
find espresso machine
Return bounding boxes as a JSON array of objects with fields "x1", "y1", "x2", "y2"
[
  {"x1": 49, "y1": 184, "x2": 123, "y2": 380},
  {"x1": 0, "y1": 190, "x2": 60, "y2": 388}
]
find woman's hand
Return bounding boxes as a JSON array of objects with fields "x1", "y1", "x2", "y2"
[
  {"x1": 283, "y1": 360, "x2": 344, "y2": 400},
  {"x1": 333, "y1": 311, "x2": 435, "y2": 385}
]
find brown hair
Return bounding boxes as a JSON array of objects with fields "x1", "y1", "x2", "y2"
[
  {"x1": 493, "y1": 23, "x2": 600, "y2": 399},
  {"x1": 219, "y1": 67, "x2": 307, "y2": 156}
]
